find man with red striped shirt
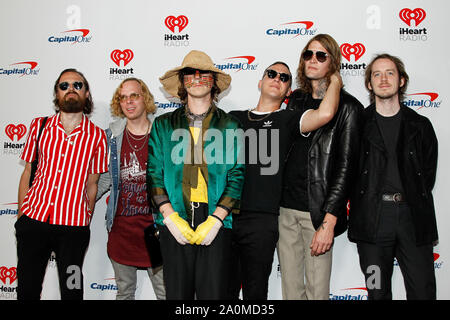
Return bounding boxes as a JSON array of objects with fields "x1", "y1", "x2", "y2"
[{"x1": 15, "y1": 69, "x2": 108, "y2": 300}]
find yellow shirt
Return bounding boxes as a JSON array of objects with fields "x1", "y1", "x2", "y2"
[{"x1": 189, "y1": 126, "x2": 208, "y2": 203}]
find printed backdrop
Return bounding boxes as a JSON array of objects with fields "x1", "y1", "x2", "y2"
[{"x1": 0, "y1": 0, "x2": 448, "y2": 300}]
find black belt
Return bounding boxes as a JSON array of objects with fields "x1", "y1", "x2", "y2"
[{"x1": 382, "y1": 193, "x2": 405, "y2": 202}]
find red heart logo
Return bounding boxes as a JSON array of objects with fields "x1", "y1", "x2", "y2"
[
  {"x1": 5, "y1": 124, "x2": 27, "y2": 141},
  {"x1": 110, "y1": 49, "x2": 134, "y2": 67},
  {"x1": 164, "y1": 15, "x2": 189, "y2": 33},
  {"x1": 399, "y1": 8, "x2": 426, "y2": 27},
  {"x1": 0, "y1": 266, "x2": 17, "y2": 285},
  {"x1": 340, "y1": 43, "x2": 366, "y2": 62}
]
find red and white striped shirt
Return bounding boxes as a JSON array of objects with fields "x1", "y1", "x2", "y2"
[{"x1": 20, "y1": 113, "x2": 108, "y2": 226}]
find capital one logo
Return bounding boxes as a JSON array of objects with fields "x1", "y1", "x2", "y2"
[
  {"x1": 48, "y1": 28, "x2": 92, "y2": 44},
  {"x1": 165, "y1": 15, "x2": 189, "y2": 33},
  {"x1": 266, "y1": 21, "x2": 316, "y2": 38},
  {"x1": 399, "y1": 8, "x2": 426, "y2": 27},
  {"x1": 0, "y1": 267, "x2": 17, "y2": 285},
  {"x1": 11, "y1": 61, "x2": 38, "y2": 70},
  {"x1": 329, "y1": 287, "x2": 368, "y2": 300},
  {"x1": 110, "y1": 49, "x2": 134, "y2": 67},
  {"x1": 5, "y1": 124, "x2": 27, "y2": 141},
  {"x1": 340, "y1": 43, "x2": 365, "y2": 62},
  {"x1": 0, "y1": 61, "x2": 40, "y2": 77},
  {"x1": 405, "y1": 92, "x2": 441, "y2": 110},
  {"x1": 216, "y1": 56, "x2": 258, "y2": 72}
]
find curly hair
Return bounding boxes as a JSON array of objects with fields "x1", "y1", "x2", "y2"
[
  {"x1": 110, "y1": 78, "x2": 157, "y2": 117},
  {"x1": 296, "y1": 34, "x2": 341, "y2": 93},
  {"x1": 364, "y1": 53, "x2": 409, "y2": 104},
  {"x1": 53, "y1": 68, "x2": 93, "y2": 114}
]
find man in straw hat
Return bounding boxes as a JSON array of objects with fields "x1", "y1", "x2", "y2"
[{"x1": 147, "y1": 50, "x2": 245, "y2": 299}]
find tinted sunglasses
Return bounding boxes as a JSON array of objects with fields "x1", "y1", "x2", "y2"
[
  {"x1": 302, "y1": 50, "x2": 328, "y2": 63},
  {"x1": 182, "y1": 68, "x2": 211, "y2": 76},
  {"x1": 265, "y1": 69, "x2": 291, "y2": 83},
  {"x1": 58, "y1": 81, "x2": 84, "y2": 91},
  {"x1": 119, "y1": 93, "x2": 141, "y2": 102}
]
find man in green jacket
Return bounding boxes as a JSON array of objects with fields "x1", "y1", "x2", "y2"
[{"x1": 147, "y1": 50, "x2": 245, "y2": 299}]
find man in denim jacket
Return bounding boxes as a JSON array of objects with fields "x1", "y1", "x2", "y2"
[{"x1": 96, "y1": 78, "x2": 165, "y2": 300}]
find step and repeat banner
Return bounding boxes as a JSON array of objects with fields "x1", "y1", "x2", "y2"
[{"x1": 0, "y1": 0, "x2": 449, "y2": 300}]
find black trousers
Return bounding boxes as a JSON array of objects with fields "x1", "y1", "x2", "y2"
[
  {"x1": 159, "y1": 203, "x2": 232, "y2": 300},
  {"x1": 230, "y1": 211, "x2": 279, "y2": 300},
  {"x1": 357, "y1": 202, "x2": 436, "y2": 300},
  {"x1": 15, "y1": 215, "x2": 90, "y2": 300}
]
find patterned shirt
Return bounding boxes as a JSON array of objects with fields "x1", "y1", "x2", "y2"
[{"x1": 20, "y1": 113, "x2": 107, "y2": 226}]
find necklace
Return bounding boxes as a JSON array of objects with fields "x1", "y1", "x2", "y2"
[
  {"x1": 247, "y1": 109, "x2": 275, "y2": 122},
  {"x1": 185, "y1": 106, "x2": 211, "y2": 121},
  {"x1": 125, "y1": 121, "x2": 150, "y2": 152}
]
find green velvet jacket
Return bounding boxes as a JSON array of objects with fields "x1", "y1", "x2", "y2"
[{"x1": 147, "y1": 104, "x2": 245, "y2": 229}]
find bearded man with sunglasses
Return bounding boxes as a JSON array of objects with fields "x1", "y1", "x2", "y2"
[
  {"x1": 229, "y1": 61, "x2": 342, "y2": 300},
  {"x1": 278, "y1": 34, "x2": 364, "y2": 300},
  {"x1": 16, "y1": 68, "x2": 107, "y2": 299}
]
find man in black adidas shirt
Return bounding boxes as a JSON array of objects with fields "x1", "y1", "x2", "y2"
[
  {"x1": 348, "y1": 54, "x2": 438, "y2": 300},
  {"x1": 229, "y1": 61, "x2": 342, "y2": 299},
  {"x1": 279, "y1": 34, "x2": 363, "y2": 300}
]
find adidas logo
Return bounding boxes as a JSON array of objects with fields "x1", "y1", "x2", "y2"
[{"x1": 263, "y1": 120, "x2": 272, "y2": 127}]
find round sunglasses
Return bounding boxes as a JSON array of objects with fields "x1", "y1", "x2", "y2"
[{"x1": 58, "y1": 81, "x2": 84, "y2": 91}]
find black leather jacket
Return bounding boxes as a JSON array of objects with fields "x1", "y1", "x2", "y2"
[
  {"x1": 286, "y1": 89, "x2": 363, "y2": 236},
  {"x1": 348, "y1": 104, "x2": 438, "y2": 245}
]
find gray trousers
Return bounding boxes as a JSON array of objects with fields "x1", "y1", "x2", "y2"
[
  {"x1": 110, "y1": 258, "x2": 166, "y2": 300},
  {"x1": 277, "y1": 207, "x2": 332, "y2": 300}
]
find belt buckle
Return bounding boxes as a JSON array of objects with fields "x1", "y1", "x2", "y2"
[{"x1": 393, "y1": 193, "x2": 402, "y2": 202}]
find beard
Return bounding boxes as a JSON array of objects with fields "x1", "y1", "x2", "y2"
[
  {"x1": 373, "y1": 90, "x2": 398, "y2": 101},
  {"x1": 58, "y1": 94, "x2": 85, "y2": 113}
]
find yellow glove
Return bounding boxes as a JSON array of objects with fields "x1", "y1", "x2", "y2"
[
  {"x1": 163, "y1": 212, "x2": 199, "y2": 245},
  {"x1": 194, "y1": 215, "x2": 223, "y2": 245}
]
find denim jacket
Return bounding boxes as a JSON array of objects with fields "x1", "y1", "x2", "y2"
[{"x1": 96, "y1": 115, "x2": 154, "y2": 231}]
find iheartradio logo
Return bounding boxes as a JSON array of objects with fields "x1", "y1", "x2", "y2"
[
  {"x1": 5, "y1": 124, "x2": 27, "y2": 141},
  {"x1": 0, "y1": 266, "x2": 17, "y2": 285},
  {"x1": 399, "y1": 8, "x2": 426, "y2": 27},
  {"x1": 340, "y1": 43, "x2": 365, "y2": 62},
  {"x1": 165, "y1": 15, "x2": 189, "y2": 33},
  {"x1": 110, "y1": 49, "x2": 134, "y2": 67}
]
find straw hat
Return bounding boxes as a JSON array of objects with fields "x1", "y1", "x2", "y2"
[{"x1": 159, "y1": 50, "x2": 231, "y2": 98}]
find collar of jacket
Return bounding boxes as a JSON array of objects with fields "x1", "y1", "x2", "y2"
[
  {"x1": 109, "y1": 113, "x2": 155, "y2": 138},
  {"x1": 364, "y1": 102, "x2": 421, "y2": 149}
]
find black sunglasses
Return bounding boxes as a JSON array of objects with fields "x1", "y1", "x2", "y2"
[
  {"x1": 265, "y1": 69, "x2": 291, "y2": 83},
  {"x1": 302, "y1": 50, "x2": 328, "y2": 63},
  {"x1": 58, "y1": 81, "x2": 84, "y2": 91}
]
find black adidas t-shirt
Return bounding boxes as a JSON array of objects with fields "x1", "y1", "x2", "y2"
[{"x1": 230, "y1": 109, "x2": 301, "y2": 214}]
